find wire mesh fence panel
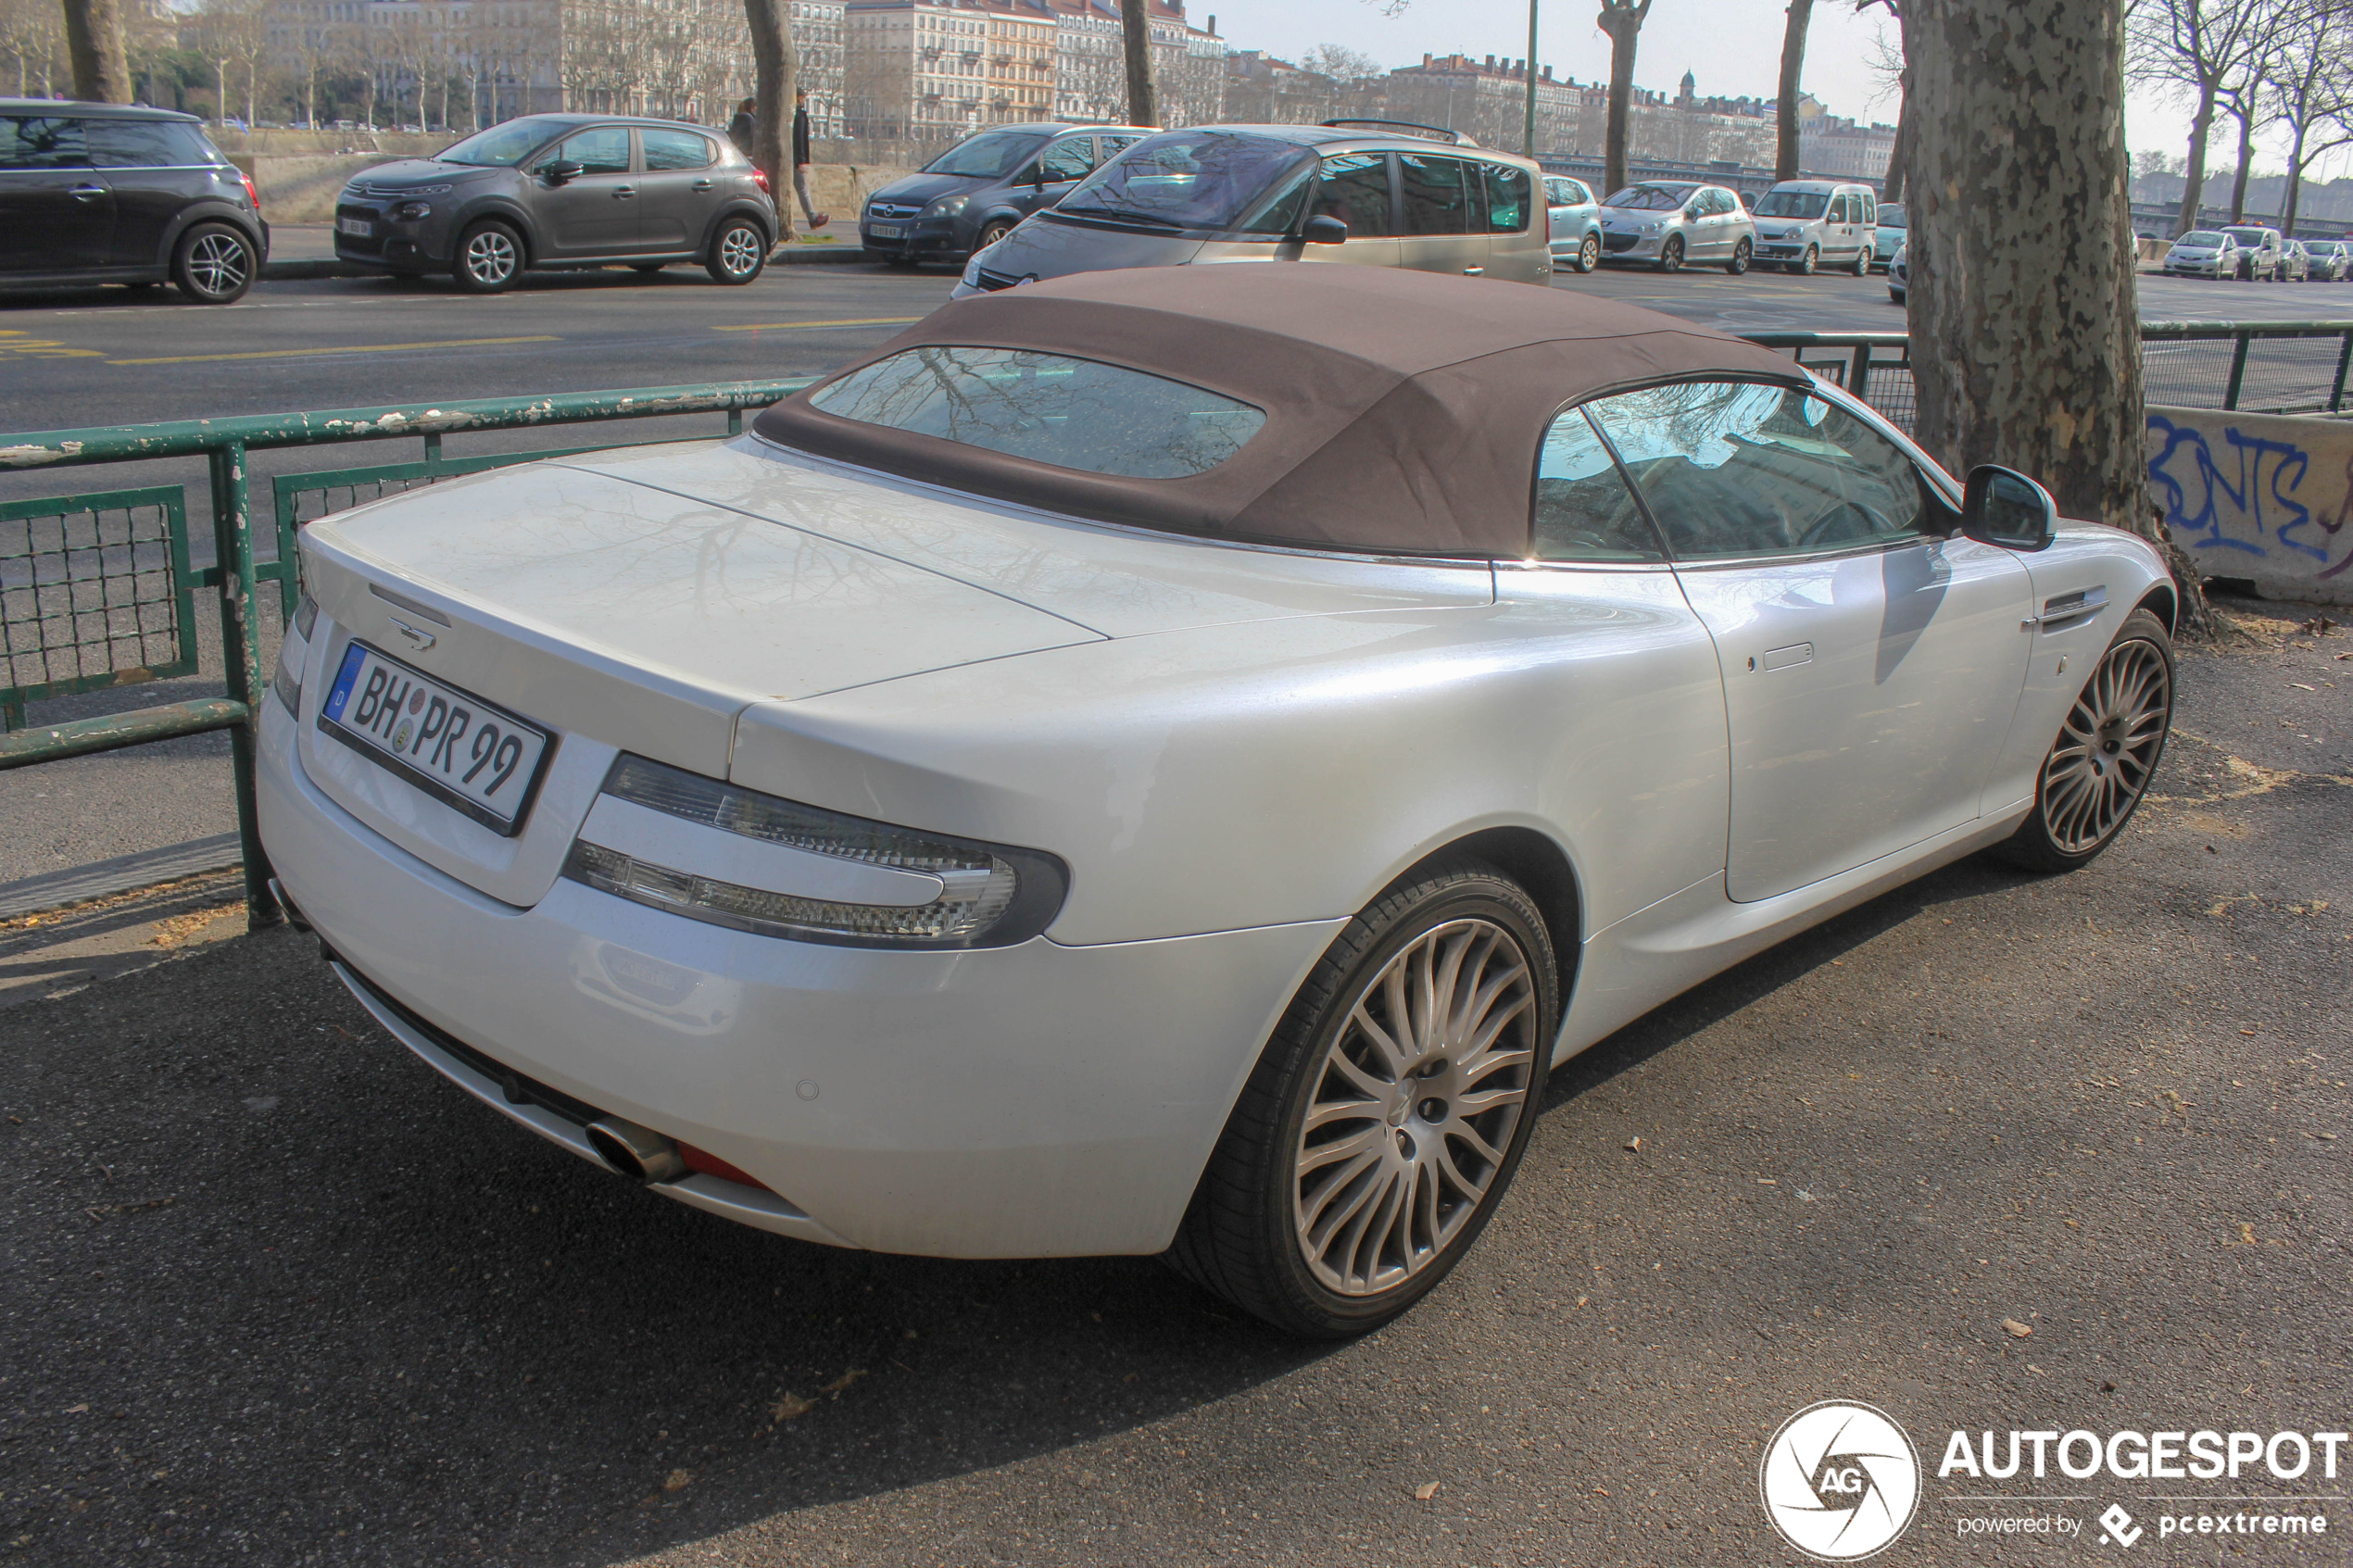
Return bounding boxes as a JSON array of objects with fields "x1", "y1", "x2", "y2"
[
  {"x1": 0, "y1": 487, "x2": 196, "y2": 726},
  {"x1": 2139, "y1": 338, "x2": 2241, "y2": 408},
  {"x1": 1857, "y1": 359, "x2": 1918, "y2": 436},
  {"x1": 2233, "y1": 336, "x2": 2349, "y2": 414}
]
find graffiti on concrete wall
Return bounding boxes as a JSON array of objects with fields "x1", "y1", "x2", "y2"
[{"x1": 2146, "y1": 407, "x2": 2353, "y2": 601}]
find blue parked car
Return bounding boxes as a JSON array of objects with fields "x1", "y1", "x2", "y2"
[
  {"x1": 1543, "y1": 173, "x2": 1602, "y2": 273},
  {"x1": 1872, "y1": 201, "x2": 1906, "y2": 271}
]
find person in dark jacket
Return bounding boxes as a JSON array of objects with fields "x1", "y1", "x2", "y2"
[
  {"x1": 791, "y1": 87, "x2": 828, "y2": 230},
  {"x1": 727, "y1": 98, "x2": 755, "y2": 156}
]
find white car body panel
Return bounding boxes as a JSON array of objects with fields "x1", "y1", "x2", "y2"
[{"x1": 258, "y1": 404, "x2": 2172, "y2": 1261}]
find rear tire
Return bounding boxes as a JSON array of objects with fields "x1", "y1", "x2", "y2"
[
  {"x1": 1726, "y1": 236, "x2": 1752, "y2": 275},
  {"x1": 706, "y1": 217, "x2": 768, "y2": 283},
  {"x1": 170, "y1": 222, "x2": 256, "y2": 304},
  {"x1": 1574, "y1": 232, "x2": 1600, "y2": 273},
  {"x1": 1994, "y1": 608, "x2": 2174, "y2": 873},
  {"x1": 1851, "y1": 244, "x2": 1870, "y2": 276},
  {"x1": 1165, "y1": 859, "x2": 1558, "y2": 1338},
  {"x1": 453, "y1": 220, "x2": 523, "y2": 293}
]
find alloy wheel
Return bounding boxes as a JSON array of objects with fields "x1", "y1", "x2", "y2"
[
  {"x1": 1579, "y1": 232, "x2": 1600, "y2": 272},
  {"x1": 465, "y1": 229, "x2": 518, "y2": 286},
  {"x1": 719, "y1": 224, "x2": 764, "y2": 278},
  {"x1": 1290, "y1": 918, "x2": 1537, "y2": 1298},
  {"x1": 2038, "y1": 636, "x2": 2171, "y2": 855},
  {"x1": 185, "y1": 232, "x2": 249, "y2": 298},
  {"x1": 1659, "y1": 236, "x2": 1683, "y2": 272}
]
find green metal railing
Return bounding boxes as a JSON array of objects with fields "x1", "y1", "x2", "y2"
[{"x1": 0, "y1": 380, "x2": 813, "y2": 927}]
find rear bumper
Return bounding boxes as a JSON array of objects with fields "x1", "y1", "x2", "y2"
[{"x1": 256, "y1": 696, "x2": 1340, "y2": 1259}]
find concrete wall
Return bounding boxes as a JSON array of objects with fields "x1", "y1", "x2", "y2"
[
  {"x1": 239, "y1": 157, "x2": 913, "y2": 226},
  {"x1": 2148, "y1": 404, "x2": 2353, "y2": 605}
]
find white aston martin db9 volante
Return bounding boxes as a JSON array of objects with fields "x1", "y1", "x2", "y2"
[{"x1": 259, "y1": 267, "x2": 2176, "y2": 1336}]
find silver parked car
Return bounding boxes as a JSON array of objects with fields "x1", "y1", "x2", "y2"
[
  {"x1": 1888, "y1": 240, "x2": 1907, "y2": 305},
  {"x1": 2303, "y1": 238, "x2": 2351, "y2": 281},
  {"x1": 1543, "y1": 173, "x2": 1603, "y2": 273},
  {"x1": 2279, "y1": 240, "x2": 2312, "y2": 282},
  {"x1": 2163, "y1": 230, "x2": 2241, "y2": 279},
  {"x1": 2220, "y1": 224, "x2": 2284, "y2": 281},
  {"x1": 333, "y1": 114, "x2": 778, "y2": 291},
  {"x1": 1870, "y1": 200, "x2": 1906, "y2": 270},
  {"x1": 1749, "y1": 179, "x2": 1877, "y2": 276},
  {"x1": 951, "y1": 121, "x2": 1551, "y2": 298},
  {"x1": 1595, "y1": 180, "x2": 1755, "y2": 273}
]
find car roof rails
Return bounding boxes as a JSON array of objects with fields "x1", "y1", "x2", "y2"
[{"x1": 1318, "y1": 119, "x2": 1476, "y2": 147}]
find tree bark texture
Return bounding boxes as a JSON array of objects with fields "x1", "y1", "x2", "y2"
[
  {"x1": 744, "y1": 0, "x2": 798, "y2": 240},
  {"x1": 2175, "y1": 83, "x2": 2216, "y2": 234},
  {"x1": 62, "y1": 0, "x2": 132, "y2": 104},
  {"x1": 1597, "y1": 1, "x2": 1652, "y2": 197},
  {"x1": 1882, "y1": 82, "x2": 1910, "y2": 202},
  {"x1": 2227, "y1": 86, "x2": 2257, "y2": 220},
  {"x1": 1120, "y1": 0, "x2": 1160, "y2": 127},
  {"x1": 1906, "y1": 0, "x2": 2145, "y2": 535},
  {"x1": 1776, "y1": 0, "x2": 1815, "y2": 182}
]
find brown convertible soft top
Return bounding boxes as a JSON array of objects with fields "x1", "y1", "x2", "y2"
[{"x1": 750, "y1": 264, "x2": 1803, "y2": 557}]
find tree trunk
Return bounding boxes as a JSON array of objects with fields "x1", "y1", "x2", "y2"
[
  {"x1": 1119, "y1": 0, "x2": 1159, "y2": 127},
  {"x1": 1596, "y1": 3, "x2": 1651, "y2": 197},
  {"x1": 1906, "y1": 0, "x2": 2145, "y2": 530},
  {"x1": 1776, "y1": 0, "x2": 1814, "y2": 182},
  {"x1": 2227, "y1": 90, "x2": 2256, "y2": 221},
  {"x1": 61, "y1": 0, "x2": 132, "y2": 104},
  {"x1": 2175, "y1": 82, "x2": 2215, "y2": 236},
  {"x1": 1881, "y1": 84, "x2": 1910, "y2": 201},
  {"x1": 743, "y1": 0, "x2": 798, "y2": 240}
]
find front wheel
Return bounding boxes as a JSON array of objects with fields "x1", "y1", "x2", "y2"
[
  {"x1": 453, "y1": 220, "x2": 522, "y2": 293},
  {"x1": 1725, "y1": 236, "x2": 1752, "y2": 275},
  {"x1": 1165, "y1": 860, "x2": 1558, "y2": 1337},
  {"x1": 1794, "y1": 244, "x2": 1818, "y2": 277},
  {"x1": 705, "y1": 217, "x2": 769, "y2": 283},
  {"x1": 1657, "y1": 235, "x2": 1683, "y2": 273},
  {"x1": 1994, "y1": 608, "x2": 2174, "y2": 872},
  {"x1": 1574, "y1": 232, "x2": 1600, "y2": 273},
  {"x1": 170, "y1": 222, "x2": 257, "y2": 304},
  {"x1": 974, "y1": 218, "x2": 1013, "y2": 254},
  {"x1": 1851, "y1": 244, "x2": 1871, "y2": 276}
]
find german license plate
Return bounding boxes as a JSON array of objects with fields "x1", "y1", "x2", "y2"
[
  {"x1": 867, "y1": 223, "x2": 903, "y2": 240},
  {"x1": 338, "y1": 216, "x2": 372, "y2": 237},
  {"x1": 319, "y1": 642, "x2": 553, "y2": 834}
]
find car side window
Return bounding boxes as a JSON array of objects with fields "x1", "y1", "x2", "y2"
[
  {"x1": 556, "y1": 127, "x2": 631, "y2": 175},
  {"x1": 1533, "y1": 408, "x2": 1667, "y2": 563},
  {"x1": 1585, "y1": 381, "x2": 1935, "y2": 560},
  {"x1": 1097, "y1": 133, "x2": 1143, "y2": 160},
  {"x1": 86, "y1": 119, "x2": 212, "y2": 168},
  {"x1": 641, "y1": 128, "x2": 713, "y2": 171},
  {"x1": 1038, "y1": 137, "x2": 1094, "y2": 182},
  {"x1": 1567, "y1": 179, "x2": 1592, "y2": 205},
  {"x1": 1, "y1": 115, "x2": 89, "y2": 169},
  {"x1": 1859, "y1": 195, "x2": 1876, "y2": 224},
  {"x1": 1478, "y1": 162, "x2": 1530, "y2": 233},
  {"x1": 1313, "y1": 152, "x2": 1395, "y2": 237},
  {"x1": 1397, "y1": 153, "x2": 1468, "y2": 234}
]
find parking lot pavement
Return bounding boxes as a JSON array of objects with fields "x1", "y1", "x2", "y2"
[{"x1": 2, "y1": 604, "x2": 2346, "y2": 1567}]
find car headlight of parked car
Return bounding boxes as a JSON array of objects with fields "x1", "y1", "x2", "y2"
[
  {"x1": 1641, "y1": 220, "x2": 1663, "y2": 233},
  {"x1": 926, "y1": 195, "x2": 969, "y2": 218},
  {"x1": 394, "y1": 201, "x2": 433, "y2": 221},
  {"x1": 561, "y1": 754, "x2": 1068, "y2": 949}
]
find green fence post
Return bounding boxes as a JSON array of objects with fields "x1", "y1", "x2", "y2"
[
  {"x1": 208, "y1": 439, "x2": 283, "y2": 931},
  {"x1": 2331, "y1": 332, "x2": 2352, "y2": 414},
  {"x1": 1848, "y1": 343, "x2": 1873, "y2": 404},
  {"x1": 2223, "y1": 332, "x2": 2251, "y2": 411}
]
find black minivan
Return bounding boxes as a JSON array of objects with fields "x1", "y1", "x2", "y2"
[{"x1": 0, "y1": 100, "x2": 269, "y2": 303}]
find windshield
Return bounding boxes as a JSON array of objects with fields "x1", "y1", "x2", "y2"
[
  {"x1": 923, "y1": 131, "x2": 1050, "y2": 180},
  {"x1": 1602, "y1": 185, "x2": 1692, "y2": 211},
  {"x1": 2178, "y1": 231, "x2": 2224, "y2": 245},
  {"x1": 1057, "y1": 130, "x2": 1315, "y2": 232},
  {"x1": 1753, "y1": 190, "x2": 1831, "y2": 219},
  {"x1": 1878, "y1": 203, "x2": 1906, "y2": 228},
  {"x1": 2223, "y1": 228, "x2": 2271, "y2": 245},
  {"x1": 436, "y1": 117, "x2": 573, "y2": 167}
]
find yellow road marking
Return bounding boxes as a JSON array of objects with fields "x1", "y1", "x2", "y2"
[
  {"x1": 108, "y1": 335, "x2": 561, "y2": 366},
  {"x1": 715, "y1": 317, "x2": 924, "y2": 332}
]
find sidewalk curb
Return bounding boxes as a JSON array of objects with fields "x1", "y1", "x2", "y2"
[
  {"x1": 261, "y1": 245, "x2": 873, "y2": 282},
  {"x1": 0, "y1": 834, "x2": 243, "y2": 921}
]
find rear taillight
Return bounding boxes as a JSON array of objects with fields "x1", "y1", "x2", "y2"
[
  {"x1": 750, "y1": 165, "x2": 770, "y2": 194},
  {"x1": 240, "y1": 169, "x2": 260, "y2": 210}
]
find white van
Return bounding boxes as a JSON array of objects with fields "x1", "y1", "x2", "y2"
[{"x1": 1750, "y1": 179, "x2": 1878, "y2": 276}]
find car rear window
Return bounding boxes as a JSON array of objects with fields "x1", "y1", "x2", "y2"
[
  {"x1": 810, "y1": 346, "x2": 1266, "y2": 479},
  {"x1": 86, "y1": 119, "x2": 218, "y2": 167}
]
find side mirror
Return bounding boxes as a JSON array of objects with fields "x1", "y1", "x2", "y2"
[
  {"x1": 1302, "y1": 214, "x2": 1348, "y2": 245},
  {"x1": 1016, "y1": 162, "x2": 1044, "y2": 189},
  {"x1": 1960, "y1": 464, "x2": 2057, "y2": 552},
  {"x1": 539, "y1": 159, "x2": 585, "y2": 184}
]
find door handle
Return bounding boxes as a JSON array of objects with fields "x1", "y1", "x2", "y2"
[
  {"x1": 69, "y1": 184, "x2": 106, "y2": 200},
  {"x1": 691, "y1": 179, "x2": 713, "y2": 191},
  {"x1": 1463, "y1": 266, "x2": 1484, "y2": 275},
  {"x1": 613, "y1": 185, "x2": 636, "y2": 198}
]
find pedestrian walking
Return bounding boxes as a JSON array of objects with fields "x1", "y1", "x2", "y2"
[
  {"x1": 793, "y1": 88, "x2": 830, "y2": 231},
  {"x1": 727, "y1": 97, "x2": 755, "y2": 156}
]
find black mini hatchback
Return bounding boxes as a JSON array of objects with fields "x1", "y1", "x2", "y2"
[{"x1": 0, "y1": 100, "x2": 269, "y2": 303}]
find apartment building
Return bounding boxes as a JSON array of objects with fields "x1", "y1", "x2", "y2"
[{"x1": 981, "y1": 0, "x2": 1054, "y2": 124}]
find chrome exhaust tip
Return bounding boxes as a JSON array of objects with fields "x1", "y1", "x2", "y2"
[{"x1": 585, "y1": 1117, "x2": 687, "y2": 1184}]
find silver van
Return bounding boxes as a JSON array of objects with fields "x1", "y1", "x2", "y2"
[
  {"x1": 1750, "y1": 179, "x2": 1878, "y2": 275},
  {"x1": 950, "y1": 121, "x2": 1551, "y2": 299}
]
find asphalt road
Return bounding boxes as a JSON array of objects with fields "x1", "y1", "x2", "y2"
[
  {"x1": 2, "y1": 615, "x2": 2347, "y2": 1566},
  {"x1": 1, "y1": 255, "x2": 2347, "y2": 888}
]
